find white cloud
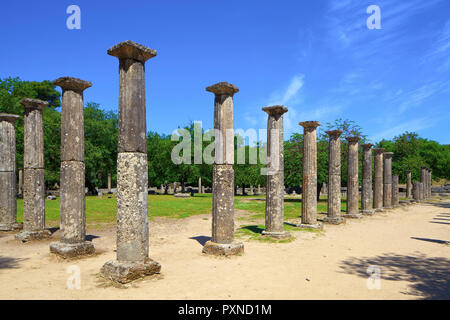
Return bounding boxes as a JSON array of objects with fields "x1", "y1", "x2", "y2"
[{"x1": 369, "y1": 116, "x2": 439, "y2": 142}]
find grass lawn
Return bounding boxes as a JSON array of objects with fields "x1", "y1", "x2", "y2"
[{"x1": 15, "y1": 194, "x2": 356, "y2": 226}]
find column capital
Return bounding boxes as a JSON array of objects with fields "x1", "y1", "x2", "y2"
[
  {"x1": 53, "y1": 77, "x2": 92, "y2": 92},
  {"x1": 384, "y1": 152, "x2": 394, "y2": 158},
  {"x1": 299, "y1": 121, "x2": 321, "y2": 129},
  {"x1": 206, "y1": 82, "x2": 239, "y2": 96},
  {"x1": 107, "y1": 40, "x2": 157, "y2": 63},
  {"x1": 262, "y1": 105, "x2": 288, "y2": 116},
  {"x1": 346, "y1": 136, "x2": 360, "y2": 143},
  {"x1": 0, "y1": 113, "x2": 20, "y2": 123},
  {"x1": 20, "y1": 98, "x2": 48, "y2": 110},
  {"x1": 372, "y1": 148, "x2": 385, "y2": 155},
  {"x1": 361, "y1": 143, "x2": 373, "y2": 149},
  {"x1": 325, "y1": 129, "x2": 342, "y2": 138}
]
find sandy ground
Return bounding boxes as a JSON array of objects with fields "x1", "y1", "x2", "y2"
[{"x1": 1, "y1": 198, "x2": 449, "y2": 300}]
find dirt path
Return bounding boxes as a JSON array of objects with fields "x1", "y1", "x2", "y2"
[{"x1": 1, "y1": 199, "x2": 449, "y2": 299}]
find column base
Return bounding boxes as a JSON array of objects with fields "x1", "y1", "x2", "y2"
[
  {"x1": 202, "y1": 240, "x2": 244, "y2": 256},
  {"x1": 374, "y1": 208, "x2": 384, "y2": 212},
  {"x1": 384, "y1": 206, "x2": 393, "y2": 210},
  {"x1": 345, "y1": 213, "x2": 362, "y2": 219},
  {"x1": 100, "y1": 258, "x2": 161, "y2": 284},
  {"x1": 0, "y1": 223, "x2": 23, "y2": 231},
  {"x1": 399, "y1": 200, "x2": 410, "y2": 206},
  {"x1": 361, "y1": 210, "x2": 375, "y2": 216},
  {"x1": 293, "y1": 222, "x2": 324, "y2": 230},
  {"x1": 261, "y1": 230, "x2": 291, "y2": 239},
  {"x1": 50, "y1": 241, "x2": 95, "y2": 259},
  {"x1": 15, "y1": 229, "x2": 51, "y2": 242},
  {"x1": 323, "y1": 216, "x2": 345, "y2": 225}
]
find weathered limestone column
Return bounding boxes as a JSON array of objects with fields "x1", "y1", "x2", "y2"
[
  {"x1": 107, "y1": 172, "x2": 112, "y2": 193},
  {"x1": 373, "y1": 148, "x2": 385, "y2": 212},
  {"x1": 323, "y1": 130, "x2": 345, "y2": 224},
  {"x1": 198, "y1": 176, "x2": 202, "y2": 194},
  {"x1": 383, "y1": 152, "x2": 394, "y2": 209},
  {"x1": 0, "y1": 114, "x2": 21, "y2": 231},
  {"x1": 296, "y1": 121, "x2": 322, "y2": 229},
  {"x1": 249, "y1": 185, "x2": 254, "y2": 195},
  {"x1": 202, "y1": 82, "x2": 243, "y2": 256},
  {"x1": 345, "y1": 137, "x2": 362, "y2": 218},
  {"x1": 429, "y1": 168, "x2": 433, "y2": 197},
  {"x1": 427, "y1": 168, "x2": 431, "y2": 198},
  {"x1": 361, "y1": 143, "x2": 374, "y2": 215},
  {"x1": 406, "y1": 171, "x2": 412, "y2": 199},
  {"x1": 261, "y1": 106, "x2": 290, "y2": 238},
  {"x1": 257, "y1": 184, "x2": 261, "y2": 194},
  {"x1": 392, "y1": 175, "x2": 399, "y2": 208},
  {"x1": 100, "y1": 41, "x2": 161, "y2": 283},
  {"x1": 413, "y1": 182, "x2": 420, "y2": 202},
  {"x1": 18, "y1": 169, "x2": 23, "y2": 196},
  {"x1": 49, "y1": 77, "x2": 95, "y2": 258},
  {"x1": 16, "y1": 98, "x2": 51, "y2": 241},
  {"x1": 421, "y1": 167, "x2": 427, "y2": 199},
  {"x1": 419, "y1": 182, "x2": 424, "y2": 202}
]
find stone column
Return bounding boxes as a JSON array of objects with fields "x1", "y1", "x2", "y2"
[
  {"x1": 261, "y1": 106, "x2": 290, "y2": 238},
  {"x1": 249, "y1": 185, "x2": 254, "y2": 195},
  {"x1": 202, "y1": 82, "x2": 243, "y2": 256},
  {"x1": 361, "y1": 143, "x2": 374, "y2": 215},
  {"x1": 419, "y1": 182, "x2": 424, "y2": 202},
  {"x1": 296, "y1": 121, "x2": 322, "y2": 229},
  {"x1": 392, "y1": 175, "x2": 399, "y2": 208},
  {"x1": 345, "y1": 137, "x2": 362, "y2": 218},
  {"x1": 406, "y1": 171, "x2": 412, "y2": 199},
  {"x1": 198, "y1": 176, "x2": 202, "y2": 194},
  {"x1": 0, "y1": 114, "x2": 21, "y2": 231},
  {"x1": 323, "y1": 130, "x2": 345, "y2": 224},
  {"x1": 18, "y1": 169, "x2": 23, "y2": 196},
  {"x1": 49, "y1": 77, "x2": 94, "y2": 258},
  {"x1": 16, "y1": 98, "x2": 51, "y2": 241},
  {"x1": 383, "y1": 152, "x2": 394, "y2": 209},
  {"x1": 429, "y1": 169, "x2": 433, "y2": 197},
  {"x1": 100, "y1": 41, "x2": 160, "y2": 283},
  {"x1": 413, "y1": 182, "x2": 420, "y2": 202},
  {"x1": 372, "y1": 148, "x2": 385, "y2": 212},
  {"x1": 421, "y1": 167, "x2": 427, "y2": 199},
  {"x1": 107, "y1": 172, "x2": 112, "y2": 193},
  {"x1": 257, "y1": 184, "x2": 261, "y2": 194}
]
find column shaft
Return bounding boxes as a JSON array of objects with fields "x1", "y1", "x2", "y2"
[
  {"x1": 373, "y1": 148, "x2": 385, "y2": 211},
  {"x1": 16, "y1": 98, "x2": 49, "y2": 241},
  {"x1": 361, "y1": 144, "x2": 374, "y2": 214},
  {"x1": 383, "y1": 153, "x2": 393, "y2": 209},
  {"x1": 392, "y1": 175, "x2": 399, "y2": 207},
  {"x1": 0, "y1": 114, "x2": 19, "y2": 230},
  {"x1": 299, "y1": 121, "x2": 321, "y2": 228},
  {"x1": 406, "y1": 171, "x2": 412, "y2": 199},
  {"x1": 346, "y1": 137, "x2": 361, "y2": 218},
  {"x1": 324, "y1": 130, "x2": 344, "y2": 224}
]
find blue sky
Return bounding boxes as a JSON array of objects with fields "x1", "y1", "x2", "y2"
[{"x1": 1, "y1": 0, "x2": 449, "y2": 144}]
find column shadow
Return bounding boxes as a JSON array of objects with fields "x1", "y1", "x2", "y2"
[
  {"x1": 0, "y1": 256, "x2": 27, "y2": 270},
  {"x1": 339, "y1": 253, "x2": 450, "y2": 299},
  {"x1": 189, "y1": 236, "x2": 211, "y2": 246}
]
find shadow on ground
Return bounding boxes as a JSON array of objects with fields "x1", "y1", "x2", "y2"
[
  {"x1": 240, "y1": 225, "x2": 265, "y2": 234},
  {"x1": 0, "y1": 256, "x2": 27, "y2": 270},
  {"x1": 189, "y1": 236, "x2": 211, "y2": 246},
  {"x1": 339, "y1": 253, "x2": 450, "y2": 299}
]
